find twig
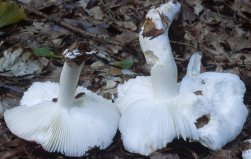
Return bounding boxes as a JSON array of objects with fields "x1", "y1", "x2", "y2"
[
  {"x1": 170, "y1": 40, "x2": 193, "y2": 47},
  {"x1": 23, "y1": 146, "x2": 32, "y2": 159},
  {"x1": 22, "y1": 6, "x2": 123, "y2": 46}
]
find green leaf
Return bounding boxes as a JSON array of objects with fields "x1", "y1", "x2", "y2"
[
  {"x1": 0, "y1": 2, "x2": 26, "y2": 28},
  {"x1": 32, "y1": 47, "x2": 62, "y2": 59},
  {"x1": 112, "y1": 59, "x2": 134, "y2": 69}
]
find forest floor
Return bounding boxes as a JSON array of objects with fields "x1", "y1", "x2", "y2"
[{"x1": 0, "y1": 0, "x2": 251, "y2": 158}]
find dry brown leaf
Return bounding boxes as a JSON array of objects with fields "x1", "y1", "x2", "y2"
[
  {"x1": 115, "y1": 29, "x2": 138, "y2": 43},
  {"x1": 122, "y1": 21, "x2": 137, "y2": 31},
  {"x1": 142, "y1": 19, "x2": 165, "y2": 39},
  {"x1": 182, "y1": 3, "x2": 196, "y2": 25},
  {"x1": 186, "y1": 0, "x2": 204, "y2": 15},
  {"x1": 109, "y1": 67, "x2": 122, "y2": 76},
  {"x1": 86, "y1": 6, "x2": 104, "y2": 20},
  {"x1": 151, "y1": 152, "x2": 180, "y2": 159},
  {"x1": 209, "y1": 150, "x2": 232, "y2": 159},
  {"x1": 227, "y1": 37, "x2": 251, "y2": 52}
]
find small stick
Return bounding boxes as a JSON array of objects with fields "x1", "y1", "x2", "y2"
[{"x1": 170, "y1": 40, "x2": 193, "y2": 47}]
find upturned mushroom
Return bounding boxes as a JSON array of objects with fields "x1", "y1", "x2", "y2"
[
  {"x1": 180, "y1": 52, "x2": 248, "y2": 150},
  {"x1": 116, "y1": 1, "x2": 199, "y2": 155},
  {"x1": 4, "y1": 48, "x2": 120, "y2": 157},
  {"x1": 116, "y1": 0, "x2": 247, "y2": 156}
]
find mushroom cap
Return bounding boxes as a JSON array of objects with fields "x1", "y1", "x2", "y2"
[
  {"x1": 4, "y1": 81, "x2": 120, "y2": 157},
  {"x1": 117, "y1": 76, "x2": 200, "y2": 155},
  {"x1": 179, "y1": 54, "x2": 248, "y2": 150}
]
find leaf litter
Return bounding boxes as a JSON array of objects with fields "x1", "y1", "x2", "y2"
[{"x1": 0, "y1": 0, "x2": 251, "y2": 158}]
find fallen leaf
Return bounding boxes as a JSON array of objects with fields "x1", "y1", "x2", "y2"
[
  {"x1": 109, "y1": 67, "x2": 122, "y2": 76},
  {"x1": 115, "y1": 29, "x2": 138, "y2": 43},
  {"x1": 112, "y1": 59, "x2": 134, "y2": 69},
  {"x1": 0, "y1": 47, "x2": 48, "y2": 77},
  {"x1": 209, "y1": 150, "x2": 232, "y2": 159},
  {"x1": 32, "y1": 47, "x2": 62, "y2": 59},
  {"x1": 105, "y1": 80, "x2": 117, "y2": 89},
  {"x1": 182, "y1": 3, "x2": 196, "y2": 25},
  {"x1": 0, "y1": 2, "x2": 26, "y2": 27},
  {"x1": 143, "y1": 19, "x2": 165, "y2": 39},
  {"x1": 151, "y1": 152, "x2": 180, "y2": 159},
  {"x1": 123, "y1": 21, "x2": 137, "y2": 30},
  {"x1": 86, "y1": 6, "x2": 104, "y2": 20},
  {"x1": 91, "y1": 60, "x2": 105, "y2": 70},
  {"x1": 186, "y1": 0, "x2": 204, "y2": 15},
  {"x1": 227, "y1": 37, "x2": 251, "y2": 53}
]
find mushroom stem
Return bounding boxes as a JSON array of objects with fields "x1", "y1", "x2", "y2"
[
  {"x1": 57, "y1": 49, "x2": 84, "y2": 108},
  {"x1": 139, "y1": 1, "x2": 181, "y2": 100},
  {"x1": 151, "y1": 57, "x2": 178, "y2": 100}
]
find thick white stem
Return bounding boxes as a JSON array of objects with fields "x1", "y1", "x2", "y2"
[
  {"x1": 139, "y1": 1, "x2": 181, "y2": 99},
  {"x1": 150, "y1": 40, "x2": 178, "y2": 99},
  {"x1": 58, "y1": 62, "x2": 83, "y2": 108},
  {"x1": 57, "y1": 49, "x2": 84, "y2": 108}
]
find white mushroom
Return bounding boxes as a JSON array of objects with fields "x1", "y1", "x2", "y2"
[
  {"x1": 4, "y1": 49, "x2": 120, "y2": 157},
  {"x1": 116, "y1": 1, "x2": 200, "y2": 155},
  {"x1": 116, "y1": 0, "x2": 247, "y2": 156},
  {"x1": 179, "y1": 53, "x2": 248, "y2": 150}
]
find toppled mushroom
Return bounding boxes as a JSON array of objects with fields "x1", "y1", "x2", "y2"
[
  {"x1": 4, "y1": 49, "x2": 120, "y2": 157},
  {"x1": 116, "y1": 1, "x2": 199, "y2": 155},
  {"x1": 116, "y1": 0, "x2": 247, "y2": 156},
  {"x1": 179, "y1": 53, "x2": 248, "y2": 150}
]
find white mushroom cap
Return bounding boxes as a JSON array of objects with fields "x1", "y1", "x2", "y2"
[
  {"x1": 4, "y1": 49, "x2": 120, "y2": 157},
  {"x1": 179, "y1": 53, "x2": 248, "y2": 150}
]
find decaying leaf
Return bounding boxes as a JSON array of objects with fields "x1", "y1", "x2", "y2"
[
  {"x1": 186, "y1": 0, "x2": 204, "y2": 15},
  {"x1": 86, "y1": 6, "x2": 104, "y2": 20},
  {"x1": 227, "y1": 37, "x2": 251, "y2": 52},
  {"x1": 0, "y1": 2, "x2": 26, "y2": 27},
  {"x1": 151, "y1": 152, "x2": 180, "y2": 159},
  {"x1": 32, "y1": 47, "x2": 62, "y2": 59},
  {"x1": 210, "y1": 150, "x2": 232, "y2": 159},
  {"x1": 122, "y1": 21, "x2": 137, "y2": 31},
  {"x1": 109, "y1": 67, "x2": 122, "y2": 76},
  {"x1": 112, "y1": 59, "x2": 134, "y2": 69},
  {"x1": 0, "y1": 47, "x2": 48, "y2": 77},
  {"x1": 142, "y1": 19, "x2": 165, "y2": 39}
]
